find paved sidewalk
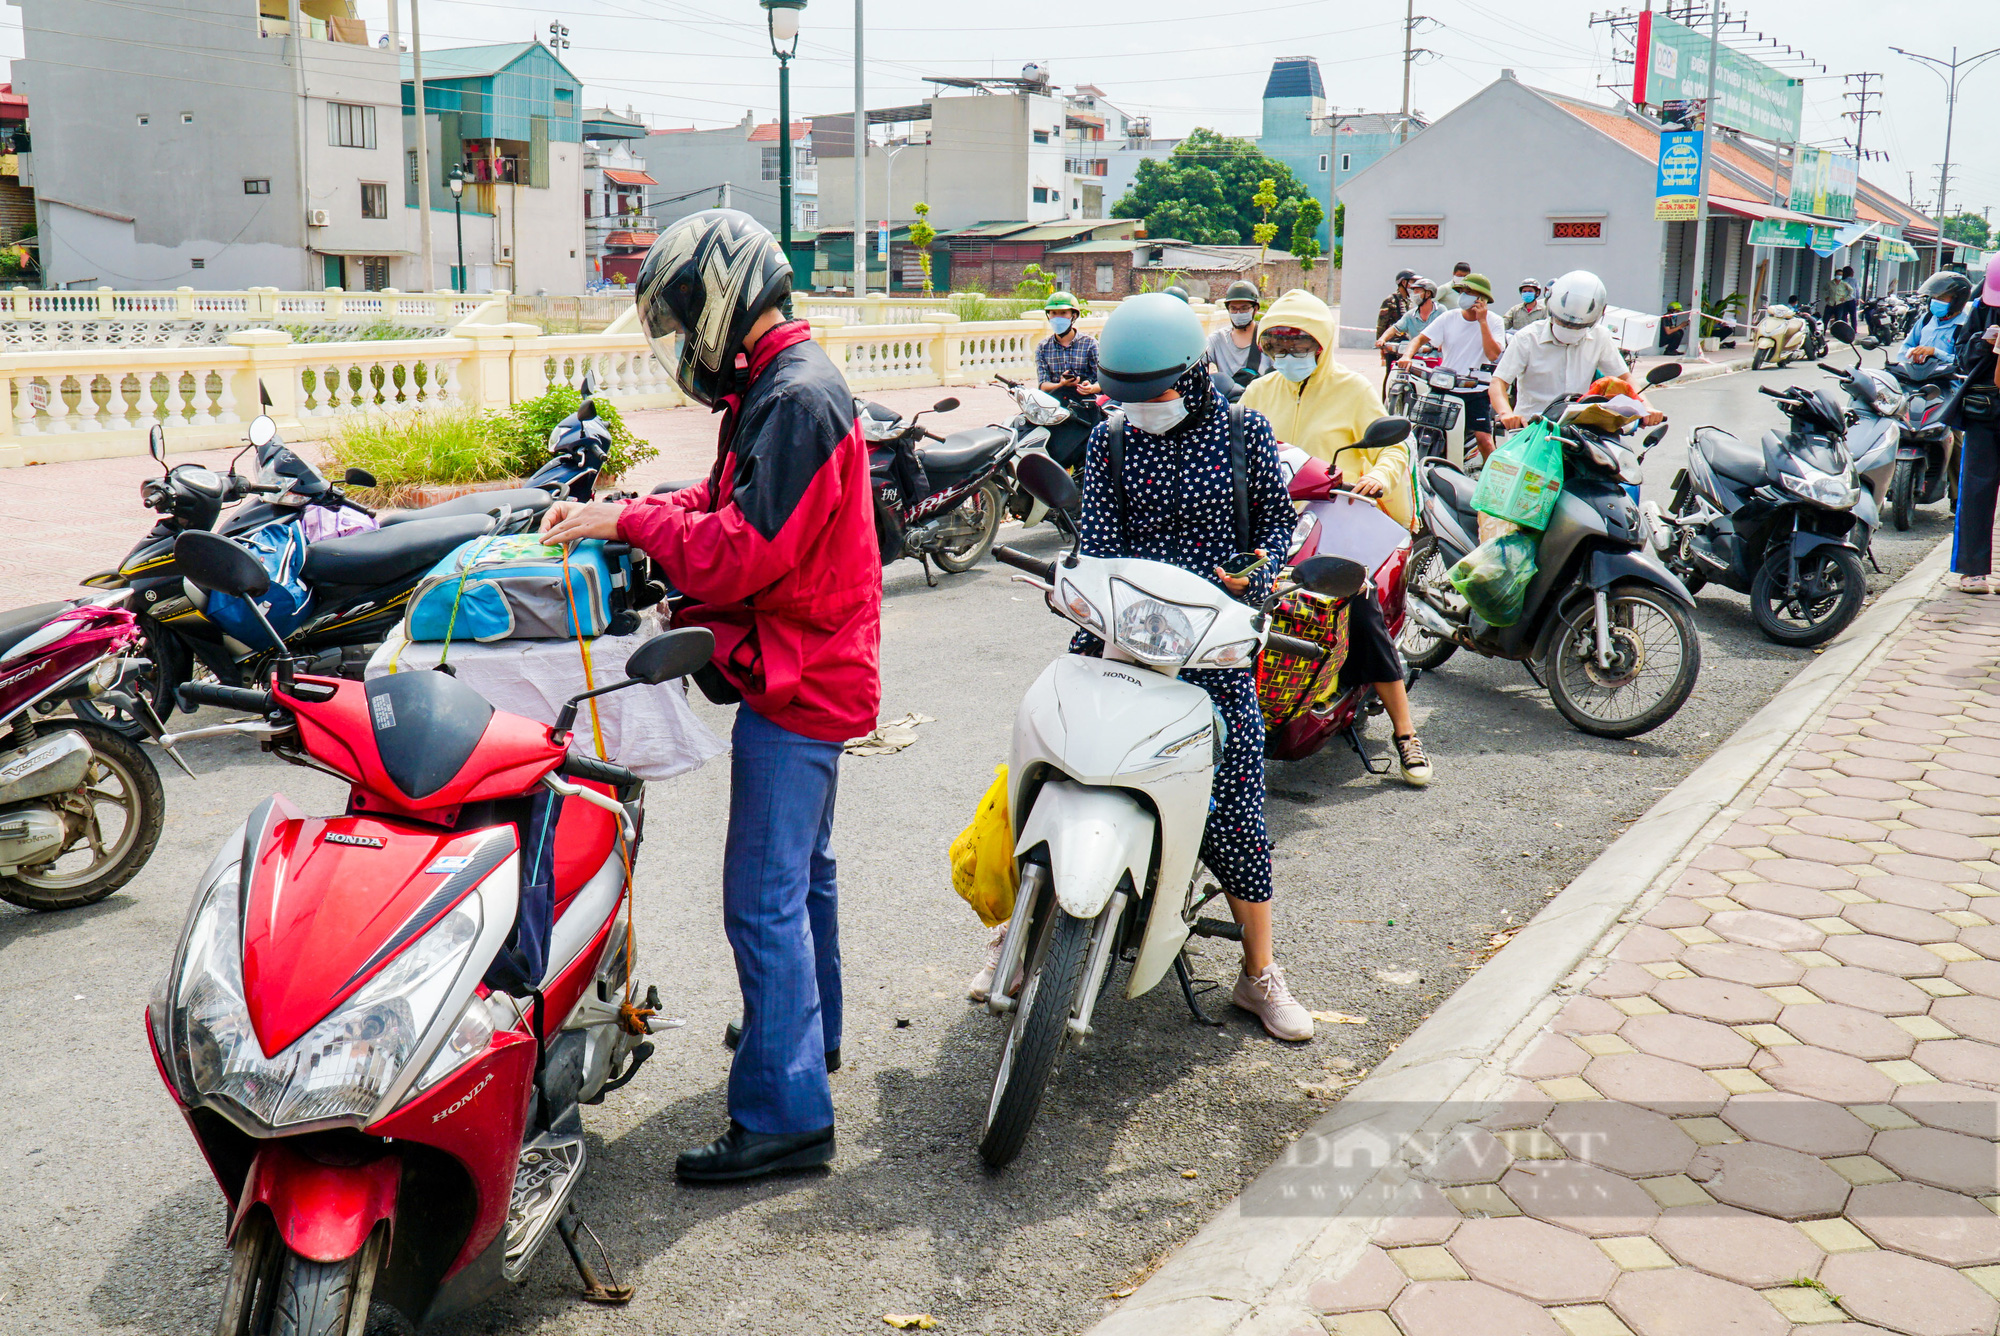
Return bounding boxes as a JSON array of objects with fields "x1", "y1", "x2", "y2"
[{"x1": 1243, "y1": 581, "x2": 2000, "y2": 1336}]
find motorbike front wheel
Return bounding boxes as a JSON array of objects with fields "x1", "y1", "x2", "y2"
[
  {"x1": 1544, "y1": 585, "x2": 1701, "y2": 739},
  {"x1": 979, "y1": 901, "x2": 1092, "y2": 1169},
  {"x1": 1751, "y1": 346, "x2": 1770, "y2": 371},
  {"x1": 0, "y1": 719, "x2": 165, "y2": 911},
  {"x1": 218, "y1": 1211, "x2": 384, "y2": 1336},
  {"x1": 1751, "y1": 546, "x2": 1866, "y2": 648},
  {"x1": 932, "y1": 480, "x2": 1006, "y2": 575},
  {"x1": 1397, "y1": 535, "x2": 1457, "y2": 672},
  {"x1": 1889, "y1": 459, "x2": 1917, "y2": 531}
]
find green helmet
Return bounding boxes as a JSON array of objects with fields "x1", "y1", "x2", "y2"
[
  {"x1": 1097, "y1": 292, "x2": 1206, "y2": 401},
  {"x1": 1044, "y1": 290, "x2": 1080, "y2": 312},
  {"x1": 1223, "y1": 279, "x2": 1261, "y2": 306},
  {"x1": 1163, "y1": 285, "x2": 1192, "y2": 304}
]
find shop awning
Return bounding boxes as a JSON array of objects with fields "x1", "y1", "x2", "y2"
[
  {"x1": 601, "y1": 167, "x2": 657, "y2": 187},
  {"x1": 1707, "y1": 197, "x2": 1819, "y2": 225}
]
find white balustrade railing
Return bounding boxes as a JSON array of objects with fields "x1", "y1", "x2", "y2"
[{"x1": 0, "y1": 286, "x2": 495, "y2": 347}]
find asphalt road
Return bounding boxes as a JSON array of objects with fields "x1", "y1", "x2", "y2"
[{"x1": 0, "y1": 365, "x2": 1953, "y2": 1336}]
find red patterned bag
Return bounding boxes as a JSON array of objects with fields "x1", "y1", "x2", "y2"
[{"x1": 1255, "y1": 591, "x2": 1351, "y2": 729}]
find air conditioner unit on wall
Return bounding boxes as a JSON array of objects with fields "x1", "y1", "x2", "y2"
[{"x1": 307, "y1": 209, "x2": 330, "y2": 227}]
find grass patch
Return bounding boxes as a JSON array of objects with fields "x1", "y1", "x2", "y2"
[{"x1": 946, "y1": 292, "x2": 1047, "y2": 323}]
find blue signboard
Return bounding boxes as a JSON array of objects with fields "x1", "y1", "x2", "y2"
[{"x1": 1655, "y1": 131, "x2": 1704, "y2": 221}]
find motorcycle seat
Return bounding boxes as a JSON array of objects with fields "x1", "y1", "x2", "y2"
[
  {"x1": 1694, "y1": 427, "x2": 1768, "y2": 485},
  {"x1": 302, "y1": 513, "x2": 496, "y2": 587},
  {"x1": 0, "y1": 601, "x2": 67, "y2": 660},
  {"x1": 1423, "y1": 460, "x2": 1478, "y2": 521},
  {"x1": 918, "y1": 427, "x2": 1012, "y2": 481},
  {"x1": 376, "y1": 488, "x2": 553, "y2": 527}
]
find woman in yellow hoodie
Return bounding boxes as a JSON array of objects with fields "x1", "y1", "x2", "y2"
[{"x1": 1242, "y1": 289, "x2": 1432, "y2": 786}]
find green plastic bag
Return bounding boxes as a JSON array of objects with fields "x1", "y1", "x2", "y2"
[
  {"x1": 1472, "y1": 420, "x2": 1564, "y2": 532},
  {"x1": 1448, "y1": 529, "x2": 1539, "y2": 627}
]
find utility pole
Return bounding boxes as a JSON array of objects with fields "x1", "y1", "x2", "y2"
[
  {"x1": 853, "y1": 0, "x2": 867, "y2": 293},
  {"x1": 1840, "y1": 72, "x2": 1882, "y2": 163},
  {"x1": 1400, "y1": 0, "x2": 1415, "y2": 143},
  {"x1": 410, "y1": 0, "x2": 436, "y2": 294},
  {"x1": 1891, "y1": 43, "x2": 2000, "y2": 269},
  {"x1": 1685, "y1": 2, "x2": 1721, "y2": 358}
]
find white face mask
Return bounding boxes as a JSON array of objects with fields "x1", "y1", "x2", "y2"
[
  {"x1": 1229, "y1": 309, "x2": 1255, "y2": 328},
  {"x1": 1123, "y1": 396, "x2": 1189, "y2": 435},
  {"x1": 1457, "y1": 293, "x2": 1480, "y2": 311},
  {"x1": 1272, "y1": 353, "x2": 1318, "y2": 382},
  {"x1": 1549, "y1": 320, "x2": 1589, "y2": 345}
]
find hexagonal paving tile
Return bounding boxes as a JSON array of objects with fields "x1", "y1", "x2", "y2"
[
  {"x1": 1757, "y1": 1044, "x2": 1898, "y2": 1104},
  {"x1": 1870, "y1": 1126, "x2": 2000, "y2": 1194},
  {"x1": 1546, "y1": 1100, "x2": 1698, "y2": 1177},
  {"x1": 1902, "y1": 806, "x2": 2000, "y2": 837},
  {"x1": 1822, "y1": 932, "x2": 1952, "y2": 978},
  {"x1": 1762, "y1": 858, "x2": 1863, "y2": 891},
  {"x1": 1717, "y1": 1091, "x2": 1875, "y2": 1156},
  {"x1": 1795, "y1": 812, "x2": 1894, "y2": 841},
  {"x1": 1420, "y1": 1125, "x2": 1516, "y2": 1187},
  {"x1": 1644, "y1": 898, "x2": 1713, "y2": 930},
  {"x1": 1621, "y1": 1013, "x2": 1757, "y2": 1069},
  {"x1": 1944, "y1": 959, "x2": 2000, "y2": 1000},
  {"x1": 1691, "y1": 1140, "x2": 1851, "y2": 1220},
  {"x1": 1879, "y1": 851, "x2": 1990, "y2": 884},
  {"x1": 1846, "y1": 1180, "x2": 2000, "y2": 1266},
  {"x1": 1961, "y1": 925, "x2": 2000, "y2": 961},
  {"x1": 1914, "y1": 1038, "x2": 2000, "y2": 1088},
  {"x1": 1778, "y1": 830, "x2": 1888, "y2": 862},
  {"x1": 1777, "y1": 1002, "x2": 1918, "y2": 1061},
  {"x1": 1444, "y1": 1217, "x2": 1618, "y2": 1304},
  {"x1": 1864, "y1": 875, "x2": 1974, "y2": 914},
  {"x1": 1514, "y1": 1034, "x2": 1592, "y2": 1081},
  {"x1": 1607, "y1": 1266, "x2": 1789, "y2": 1336},
  {"x1": 1800, "y1": 965, "x2": 1935, "y2": 1015},
  {"x1": 1728, "y1": 881, "x2": 1847, "y2": 920},
  {"x1": 1707, "y1": 910, "x2": 1827, "y2": 954},
  {"x1": 1307, "y1": 1245, "x2": 1409, "y2": 1314},
  {"x1": 1582, "y1": 1054, "x2": 1730, "y2": 1116},
  {"x1": 1843, "y1": 902, "x2": 1961, "y2": 945},
  {"x1": 1679, "y1": 942, "x2": 1806, "y2": 988},
  {"x1": 1615, "y1": 925, "x2": 1692, "y2": 964},
  {"x1": 1891, "y1": 826, "x2": 1998, "y2": 862},
  {"x1": 1389, "y1": 1279, "x2": 1565, "y2": 1336},
  {"x1": 1651, "y1": 1201, "x2": 1825, "y2": 1286},
  {"x1": 1806, "y1": 795, "x2": 1904, "y2": 821},
  {"x1": 1651, "y1": 977, "x2": 1783, "y2": 1025},
  {"x1": 1817, "y1": 1250, "x2": 2000, "y2": 1336},
  {"x1": 1589, "y1": 961, "x2": 1661, "y2": 998},
  {"x1": 1929, "y1": 994, "x2": 2000, "y2": 1044},
  {"x1": 1498, "y1": 1161, "x2": 1661, "y2": 1236},
  {"x1": 1891, "y1": 1083, "x2": 2000, "y2": 1141}
]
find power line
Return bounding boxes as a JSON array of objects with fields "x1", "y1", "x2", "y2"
[{"x1": 1841, "y1": 72, "x2": 1884, "y2": 164}]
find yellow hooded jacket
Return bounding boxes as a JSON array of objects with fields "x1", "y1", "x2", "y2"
[{"x1": 1241, "y1": 289, "x2": 1413, "y2": 529}]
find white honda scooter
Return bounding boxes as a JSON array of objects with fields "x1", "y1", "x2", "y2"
[{"x1": 977, "y1": 453, "x2": 1365, "y2": 1168}]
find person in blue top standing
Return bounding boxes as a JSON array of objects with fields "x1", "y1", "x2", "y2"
[
  {"x1": 1036, "y1": 291, "x2": 1099, "y2": 398},
  {"x1": 1903, "y1": 270, "x2": 1974, "y2": 367}
]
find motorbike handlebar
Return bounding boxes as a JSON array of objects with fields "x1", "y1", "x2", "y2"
[
  {"x1": 1266, "y1": 632, "x2": 1326, "y2": 662},
  {"x1": 994, "y1": 544, "x2": 1056, "y2": 582},
  {"x1": 1757, "y1": 385, "x2": 1795, "y2": 399},
  {"x1": 1817, "y1": 363, "x2": 1849, "y2": 377},
  {"x1": 177, "y1": 682, "x2": 277, "y2": 715},
  {"x1": 557, "y1": 751, "x2": 641, "y2": 791}
]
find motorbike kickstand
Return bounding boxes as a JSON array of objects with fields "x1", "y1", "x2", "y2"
[
  {"x1": 1174, "y1": 953, "x2": 1230, "y2": 1028},
  {"x1": 919, "y1": 552, "x2": 938, "y2": 588},
  {"x1": 557, "y1": 1208, "x2": 635, "y2": 1305},
  {"x1": 1342, "y1": 725, "x2": 1392, "y2": 776}
]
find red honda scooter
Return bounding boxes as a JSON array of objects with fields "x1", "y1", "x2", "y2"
[
  {"x1": 146, "y1": 531, "x2": 711, "y2": 1333},
  {"x1": 1259, "y1": 438, "x2": 1416, "y2": 769}
]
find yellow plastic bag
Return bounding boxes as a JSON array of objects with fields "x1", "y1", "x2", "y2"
[{"x1": 949, "y1": 765, "x2": 1019, "y2": 926}]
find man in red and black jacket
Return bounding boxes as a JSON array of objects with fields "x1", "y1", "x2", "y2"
[{"x1": 543, "y1": 210, "x2": 878, "y2": 1182}]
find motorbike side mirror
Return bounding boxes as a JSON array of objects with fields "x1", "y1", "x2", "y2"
[
  {"x1": 1857, "y1": 335, "x2": 1881, "y2": 350},
  {"x1": 577, "y1": 397, "x2": 598, "y2": 422},
  {"x1": 625, "y1": 626, "x2": 715, "y2": 685},
  {"x1": 1290, "y1": 555, "x2": 1366, "y2": 601},
  {"x1": 1359, "y1": 414, "x2": 1413, "y2": 449},
  {"x1": 932, "y1": 397, "x2": 961, "y2": 414},
  {"x1": 343, "y1": 467, "x2": 377, "y2": 489},
  {"x1": 1644, "y1": 362, "x2": 1683, "y2": 387},
  {"x1": 247, "y1": 415, "x2": 278, "y2": 449},
  {"x1": 1641, "y1": 423, "x2": 1670, "y2": 450},
  {"x1": 174, "y1": 531, "x2": 269, "y2": 598},
  {"x1": 1829, "y1": 320, "x2": 1857, "y2": 345},
  {"x1": 580, "y1": 371, "x2": 597, "y2": 400},
  {"x1": 1016, "y1": 450, "x2": 1080, "y2": 514},
  {"x1": 147, "y1": 424, "x2": 166, "y2": 468}
]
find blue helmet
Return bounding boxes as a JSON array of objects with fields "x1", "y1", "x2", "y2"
[{"x1": 1097, "y1": 292, "x2": 1207, "y2": 401}]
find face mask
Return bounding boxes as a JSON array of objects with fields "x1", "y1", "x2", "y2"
[
  {"x1": 1549, "y1": 321, "x2": 1588, "y2": 346},
  {"x1": 1457, "y1": 293, "x2": 1479, "y2": 311},
  {"x1": 1122, "y1": 397, "x2": 1188, "y2": 435},
  {"x1": 1049, "y1": 316, "x2": 1073, "y2": 335},
  {"x1": 1520, "y1": 291, "x2": 1537, "y2": 303},
  {"x1": 1272, "y1": 353, "x2": 1318, "y2": 382},
  {"x1": 1229, "y1": 310, "x2": 1255, "y2": 328},
  {"x1": 1931, "y1": 300, "x2": 1952, "y2": 320}
]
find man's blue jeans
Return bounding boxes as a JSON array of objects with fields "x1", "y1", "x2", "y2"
[{"x1": 722, "y1": 704, "x2": 843, "y2": 1134}]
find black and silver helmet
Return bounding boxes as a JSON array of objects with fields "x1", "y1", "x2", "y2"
[{"x1": 635, "y1": 209, "x2": 793, "y2": 408}]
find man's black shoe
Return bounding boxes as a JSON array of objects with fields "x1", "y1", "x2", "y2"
[
  {"x1": 675, "y1": 1121, "x2": 834, "y2": 1183},
  {"x1": 723, "y1": 1016, "x2": 840, "y2": 1072}
]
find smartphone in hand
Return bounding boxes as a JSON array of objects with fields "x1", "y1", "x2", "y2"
[{"x1": 1220, "y1": 551, "x2": 1272, "y2": 579}]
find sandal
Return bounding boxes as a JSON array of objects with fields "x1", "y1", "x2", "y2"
[{"x1": 1958, "y1": 575, "x2": 1990, "y2": 595}]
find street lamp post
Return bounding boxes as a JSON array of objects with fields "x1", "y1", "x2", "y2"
[
  {"x1": 761, "y1": 0, "x2": 806, "y2": 282},
  {"x1": 1889, "y1": 44, "x2": 2000, "y2": 270},
  {"x1": 447, "y1": 165, "x2": 466, "y2": 294}
]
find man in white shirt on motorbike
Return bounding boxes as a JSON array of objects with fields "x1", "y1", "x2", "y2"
[
  {"x1": 1402, "y1": 273, "x2": 1507, "y2": 457},
  {"x1": 1489, "y1": 270, "x2": 1665, "y2": 430}
]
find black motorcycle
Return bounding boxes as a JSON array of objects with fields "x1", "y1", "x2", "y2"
[
  {"x1": 1400, "y1": 363, "x2": 1701, "y2": 738},
  {"x1": 1660, "y1": 382, "x2": 1870, "y2": 647},
  {"x1": 1884, "y1": 356, "x2": 1963, "y2": 531},
  {"x1": 857, "y1": 395, "x2": 1014, "y2": 581}
]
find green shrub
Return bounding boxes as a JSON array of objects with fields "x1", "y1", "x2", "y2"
[
  {"x1": 492, "y1": 382, "x2": 657, "y2": 480},
  {"x1": 324, "y1": 405, "x2": 513, "y2": 493}
]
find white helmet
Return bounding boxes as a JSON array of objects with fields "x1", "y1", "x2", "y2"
[{"x1": 1546, "y1": 271, "x2": 1608, "y2": 330}]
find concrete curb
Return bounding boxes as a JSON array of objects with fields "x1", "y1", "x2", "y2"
[{"x1": 1082, "y1": 536, "x2": 1953, "y2": 1336}]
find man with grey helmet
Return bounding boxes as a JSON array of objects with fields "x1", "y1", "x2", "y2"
[{"x1": 1205, "y1": 278, "x2": 1267, "y2": 391}]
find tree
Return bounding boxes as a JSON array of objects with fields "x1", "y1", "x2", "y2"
[
  {"x1": 1112, "y1": 129, "x2": 1309, "y2": 245},
  {"x1": 909, "y1": 201, "x2": 937, "y2": 294},
  {"x1": 1291, "y1": 197, "x2": 1324, "y2": 294},
  {"x1": 1332, "y1": 201, "x2": 1345, "y2": 271},
  {"x1": 1251, "y1": 177, "x2": 1280, "y2": 263},
  {"x1": 1942, "y1": 211, "x2": 1992, "y2": 249},
  {"x1": 1015, "y1": 263, "x2": 1055, "y2": 300}
]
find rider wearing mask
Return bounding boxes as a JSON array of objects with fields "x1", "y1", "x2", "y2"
[
  {"x1": 972, "y1": 294, "x2": 1317, "y2": 1040},
  {"x1": 1904, "y1": 270, "x2": 1974, "y2": 366},
  {"x1": 1376, "y1": 277, "x2": 1439, "y2": 358},
  {"x1": 540, "y1": 210, "x2": 880, "y2": 1183},
  {"x1": 1490, "y1": 271, "x2": 1665, "y2": 430},
  {"x1": 1378, "y1": 268, "x2": 1418, "y2": 338},
  {"x1": 1206, "y1": 278, "x2": 1267, "y2": 387},
  {"x1": 1403, "y1": 273, "x2": 1507, "y2": 458},
  {"x1": 1503, "y1": 280, "x2": 1545, "y2": 333},
  {"x1": 1242, "y1": 288, "x2": 1433, "y2": 788},
  {"x1": 1037, "y1": 291, "x2": 1099, "y2": 397},
  {"x1": 1828, "y1": 265, "x2": 1859, "y2": 331}
]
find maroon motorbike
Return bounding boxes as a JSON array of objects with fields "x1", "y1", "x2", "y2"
[{"x1": 0, "y1": 593, "x2": 176, "y2": 910}]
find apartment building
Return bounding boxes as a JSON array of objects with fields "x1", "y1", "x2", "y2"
[
  {"x1": 582, "y1": 108, "x2": 655, "y2": 285},
  {"x1": 636, "y1": 113, "x2": 816, "y2": 239}
]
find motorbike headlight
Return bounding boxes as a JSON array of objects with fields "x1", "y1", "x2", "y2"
[
  {"x1": 1780, "y1": 469, "x2": 1856, "y2": 509},
  {"x1": 1877, "y1": 391, "x2": 1906, "y2": 417},
  {"x1": 416, "y1": 991, "x2": 517, "y2": 1091},
  {"x1": 173, "y1": 881, "x2": 482, "y2": 1129},
  {"x1": 1019, "y1": 389, "x2": 1071, "y2": 426},
  {"x1": 861, "y1": 416, "x2": 906, "y2": 443},
  {"x1": 1193, "y1": 638, "x2": 1258, "y2": 669},
  {"x1": 1057, "y1": 578, "x2": 1104, "y2": 633},
  {"x1": 1109, "y1": 578, "x2": 1216, "y2": 668}
]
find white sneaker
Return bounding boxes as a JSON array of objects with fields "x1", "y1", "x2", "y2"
[
  {"x1": 1394, "y1": 732, "x2": 1432, "y2": 788},
  {"x1": 1231, "y1": 963, "x2": 1315, "y2": 1042},
  {"x1": 967, "y1": 923, "x2": 1008, "y2": 1002}
]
